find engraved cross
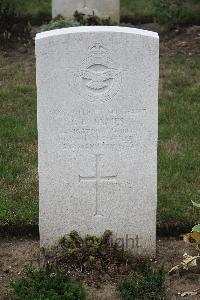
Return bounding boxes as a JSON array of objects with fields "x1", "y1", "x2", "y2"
[{"x1": 79, "y1": 154, "x2": 117, "y2": 216}]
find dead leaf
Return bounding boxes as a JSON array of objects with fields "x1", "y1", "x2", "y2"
[
  {"x1": 182, "y1": 233, "x2": 196, "y2": 244},
  {"x1": 169, "y1": 264, "x2": 180, "y2": 275},
  {"x1": 191, "y1": 231, "x2": 200, "y2": 243},
  {"x1": 182, "y1": 253, "x2": 198, "y2": 269},
  {"x1": 169, "y1": 253, "x2": 200, "y2": 274}
]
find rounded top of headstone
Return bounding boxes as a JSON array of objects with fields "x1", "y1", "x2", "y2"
[{"x1": 36, "y1": 26, "x2": 159, "y2": 41}]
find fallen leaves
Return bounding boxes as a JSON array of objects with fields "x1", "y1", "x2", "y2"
[
  {"x1": 182, "y1": 233, "x2": 196, "y2": 245},
  {"x1": 191, "y1": 231, "x2": 200, "y2": 243},
  {"x1": 169, "y1": 253, "x2": 200, "y2": 275},
  {"x1": 181, "y1": 223, "x2": 200, "y2": 248}
]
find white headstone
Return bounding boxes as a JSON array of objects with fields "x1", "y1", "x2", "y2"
[
  {"x1": 52, "y1": 0, "x2": 120, "y2": 23},
  {"x1": 36, "y1": 26, "x2": 159, "y2": 257}
]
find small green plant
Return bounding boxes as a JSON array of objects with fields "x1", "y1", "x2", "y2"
[
  {"x1": 44, "y1": 230, "x2": 127, "y2": 278},
  {"x1": 183, "y1": 200, "x2": 200, "y2": 249},
  {"x1": 117, "y1": 264, "x2": 166, "y2": 300},
  {"x1": 39, "y1": 17, "x2": 80, "y2": 32},
  {"x1": 152, "y1": 0, "x2": 186, "y2": 30},
  {"x1": 191, "y1": 200, "x2": 200, "y2": 242},
  {"x1": 10, "y1": 265, "x2": 86, "y2": 300},
  {"x1": 39, "y1": 11, "x2": 117, "y2": 32}
]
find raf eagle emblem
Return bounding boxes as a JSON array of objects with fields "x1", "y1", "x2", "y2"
[
  {"x1": 81, "y1": 67, "x2": 121, "y2": 91},
  {"x1": 70, "y1": 43, "x2": 123, "y2": 102}
]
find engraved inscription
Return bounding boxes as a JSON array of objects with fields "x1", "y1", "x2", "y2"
[
  {"x1": 60, "y1": 108, "x2": 148, "y2": 150},
  {"x1": 79, "y1": 154, "x2": 117, "y2": 216}
]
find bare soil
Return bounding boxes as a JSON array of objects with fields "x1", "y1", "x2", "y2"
[
  {"x1": 0, "y1": 237, "x2": 200, "y2": 300},
  {"x1": 144, "y1": 24, "x2": 200, "y2": 57},
  {"x1": 159, "y1": 26, "x2": 200, "y2": 57}
]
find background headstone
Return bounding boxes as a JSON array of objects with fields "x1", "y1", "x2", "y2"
[
  {"x1": 36, "y1": 26, "x2": 159, "y2": 256},
  {"x1": 52, "y1": 0, "x2": 120, "y2": 22}
]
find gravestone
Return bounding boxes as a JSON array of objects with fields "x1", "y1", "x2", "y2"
[
  {"x1": 52, "y1": 0, "x2": 120, "y2": 22},
  {"x1": 36, "y1": 26, "x2": 159, "y2": 256}
]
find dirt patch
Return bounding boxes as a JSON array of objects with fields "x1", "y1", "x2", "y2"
[
  {"x1": 140, "y1": 24, "x2": 200, "y2": 57},
  {"x1": 159, "y1": 26, "x2": 200, "y2": 57},
  {"x1": 0, "y1": 238, "x2": 39, "y2": 300},
  {"x1": 156, "y1": 238, "x2": 200, "y2": 299},
  {"x1": 0, "y1": 237, "x2": 200, "y2": 300}
]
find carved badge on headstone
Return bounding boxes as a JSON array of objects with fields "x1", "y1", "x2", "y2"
[{"x1": 71, "y1": 43, "x2": 123, "y2": 102}]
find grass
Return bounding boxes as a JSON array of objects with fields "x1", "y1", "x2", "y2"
[
  {"x1": 0, "y1": 51, "x2": 199, "y2": 226},
  {"x1": 2, "y1": 0, "x2": 51, "y2": 18},
  {"x1": 117, "y1": 265, "x2": 166, "y2": 300},
  {"x1": 121, "y1": 0, "x2": 154, "y2": 19},
  {"x1": 3, "y1": 0, "x2": 200, "y2": 23},
  {"x1": 158, "y1": 56, "x2": 200, "y2": 224},
  {"x1": 0, "y1": 53, "x2": 38, "y2": 225},
  {"x1": 121, "y1": 0, "x2": 200, "y2": 22}
]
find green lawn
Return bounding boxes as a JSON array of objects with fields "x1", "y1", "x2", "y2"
[
  {"x1": 2, "y1": 0, "x2": 51, "y2": 18},
  {"x1": 0, "y1": 53, "x2": 38, "y2": 225},
  {"x1": 158, "y1": 57, "x2": 200, "y2": 224},
  {"x1": 4, "y1": 0, "x2": 200, "y2": 23},
  {"x1": 0, "y1": 51, "x2": 199, "y2": 226},
  {"x1": 121, "y1": 0, "x2": 200, "y2": 22}
]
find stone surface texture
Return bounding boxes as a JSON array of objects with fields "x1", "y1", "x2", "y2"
[
  {"x1": 52, "y1": 0, "x2": 120, "y2": 22},
  {"x1": 36, "y1": 26, "x2": 159, "y2": 256}
]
